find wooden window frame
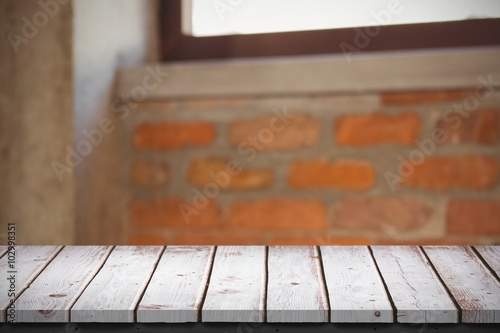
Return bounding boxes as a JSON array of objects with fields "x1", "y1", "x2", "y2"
[{"x1": 160, "y1": 0, "x2": 500, "y2": 62}]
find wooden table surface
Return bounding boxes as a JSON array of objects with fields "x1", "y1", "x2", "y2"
[{"x1": 0, "y1": 246, "x2": 499, "y2": 324}]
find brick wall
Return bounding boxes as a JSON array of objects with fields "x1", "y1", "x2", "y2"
[{"x1": 126, "y1": 90, "x2": 500, "y2": 245}]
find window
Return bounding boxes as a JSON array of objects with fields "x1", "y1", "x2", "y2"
[
  {"x1": 188, "y1": 0, "x2": 500, "y2": 37},
  {"x1": 160, "y1": 0, "x2": 500, "y2": 61}
]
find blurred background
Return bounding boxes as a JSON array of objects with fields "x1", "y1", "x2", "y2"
[{"x1": 1, "y1": 0, "x2": 499, "y2": 245}]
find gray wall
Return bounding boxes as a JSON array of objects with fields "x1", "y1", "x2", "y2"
[{"x1": 73, "y1": 0, "x2": 155, "y2": 244}]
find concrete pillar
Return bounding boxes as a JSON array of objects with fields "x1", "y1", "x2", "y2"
[{"x1": 0, "y1": 0, "x2": 75, "y2": 244}]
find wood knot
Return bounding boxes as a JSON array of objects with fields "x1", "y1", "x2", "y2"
[{"x1": 38, "y1": 310, "x2": 53, "y2": 316}]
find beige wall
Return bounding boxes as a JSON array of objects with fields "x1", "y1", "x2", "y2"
[
  {"x1": 73, "y1": 0, "x2": 155, "y2": 244},
  {"x1": 0, "y1": 0, "x2": 75, "y2": 244}
]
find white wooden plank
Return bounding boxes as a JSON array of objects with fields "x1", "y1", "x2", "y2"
[
  {"x1": 202, "y1": 246, "x2": 266, "y2": 322},
  {"x1": 371, "y1": 246, "x2": 458, "y2": 323},
  {"x1": 267, "y1": 246, "x2": 328, "y2": 322},
  {"x1": 14, "y1": 246, "x2": 112, "y2": 322},
  {"x1": 321, "y1": 246, "x2": 393, "y2": 323},
  {"x1": 138, "y1": 246, "x2": 214, "y2": 323},
  {"x1": 0, "y1": 246, "x2": 62, "y2": 322},
  {"x1": 423, "y1": 246, "x2": 500, "y2": 323},
  {"x1": 475, "y1": 246, "x2": 500, "y2": 277},
  {"x1": 71, "y1": 246, "x2": 163, "y2": 322}
]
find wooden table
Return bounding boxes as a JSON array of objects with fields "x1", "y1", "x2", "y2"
[{"x1": 0, "y1": 245, "x2": 499, "y2": 332}]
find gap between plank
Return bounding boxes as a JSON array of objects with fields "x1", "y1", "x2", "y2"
[
  {"x1": 67, "y1": 246, "x2": 115, "y2": 323},
  {"x1": 470, "y1": 246, "x2": 500, "y2": 283},
  {"x1": 263, "y1": 246, "x2": 269, "y2": 323},
  {"x1": 133, "y1": 246, "x2": 166, "y2": 323},
  {"x1": 198, "y1": 246, "x2": 217, "y2": 322},
  {"x1": 367, "y1": 246, "x2": 397, "y2": 323},
  {"x1": 316, "y1": 246, "x2": 331, "y2": 323},
  {"x1": 0, "y1": 247, "x2": 9, "y2": 259},
  {"x1": 418, "y1": 246, "x2": 462, "y2": 323}
]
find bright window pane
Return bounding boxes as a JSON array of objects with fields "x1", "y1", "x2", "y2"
[{"x1": 188, "y1": 0, "x2": 500, "y2": 37}]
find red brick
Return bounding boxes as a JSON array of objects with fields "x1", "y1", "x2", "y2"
[
  {"x1": 270, "y1": 236, "x2": 371, "y2": 245},
  {"x1": 402, "y1": 156, "x2": 499, "y2": 190},
  {"x1": 131, "y1": 161, "x2": 169, "y2": 187},
  {"x1": 188, "y1": 158, "x2": 272, "y2": 189},
  {"x1": 288, "y1": 160, "x2": 375, "y2": 190},
  {"x1": 171, "y1": 232, "x2": 265, "y2": 245},
  {"x1": 448, "y1": 200, "x2": 500, "y2": 235},
  {"x1": 229, "y1": 115, "x2": 320, "y2": 150},
  {"x1": 382, "y1": 90, "x2": 474, "y2": 105},
  {"x1": 335, "y1": 112, "x2": 420, "y2": 146},
  {"x1": 227, "y1": 199, "x2": 327, "y2": 231},
  {"x1": 128, "y1": 233, "x2": 167, "y2": 245},
  {"x1": 334, "y1": 197, "x2": 433, "y2": 232},
  {"x1": 134, "y1": 122, "x2": 215, "y2": 150},
  {"x1": 131, "y1": 197, "x2": 220, "y2": 229},
  {"x1": 435, "y1": 109, "x2": 500, "y2": 145}
]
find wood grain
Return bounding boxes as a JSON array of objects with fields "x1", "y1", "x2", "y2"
[
  {"x1": 14, "y1": 246, "x2": 112, "y2": 322},
  {"x1": 71, "y1": 246, "x2": 163, "y2": 322},
  {"x1": 267, "y1": 246, "x2": 328, "y2": 322},
  {"x1": 137, "y1": 246, "x2": 214, "y2": 322},
  {"x1": 202, "y1": 246, "x2": 266, "y2": 322},
  {"x1": 371, "y1": 246, "x2": 458, "y2": 323},
  {"x1": 0, "y1": 246, "x2": 62, "y2": 322},
  {"x1": 424, "y1": 246, "x2": 500, "y2": 323},
  {"x1": 321, "y1": 246, "x2": 393, "y2": 323},
  {"x1": 475, "y1": 246, "x2": 500, "y2": 278}
]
